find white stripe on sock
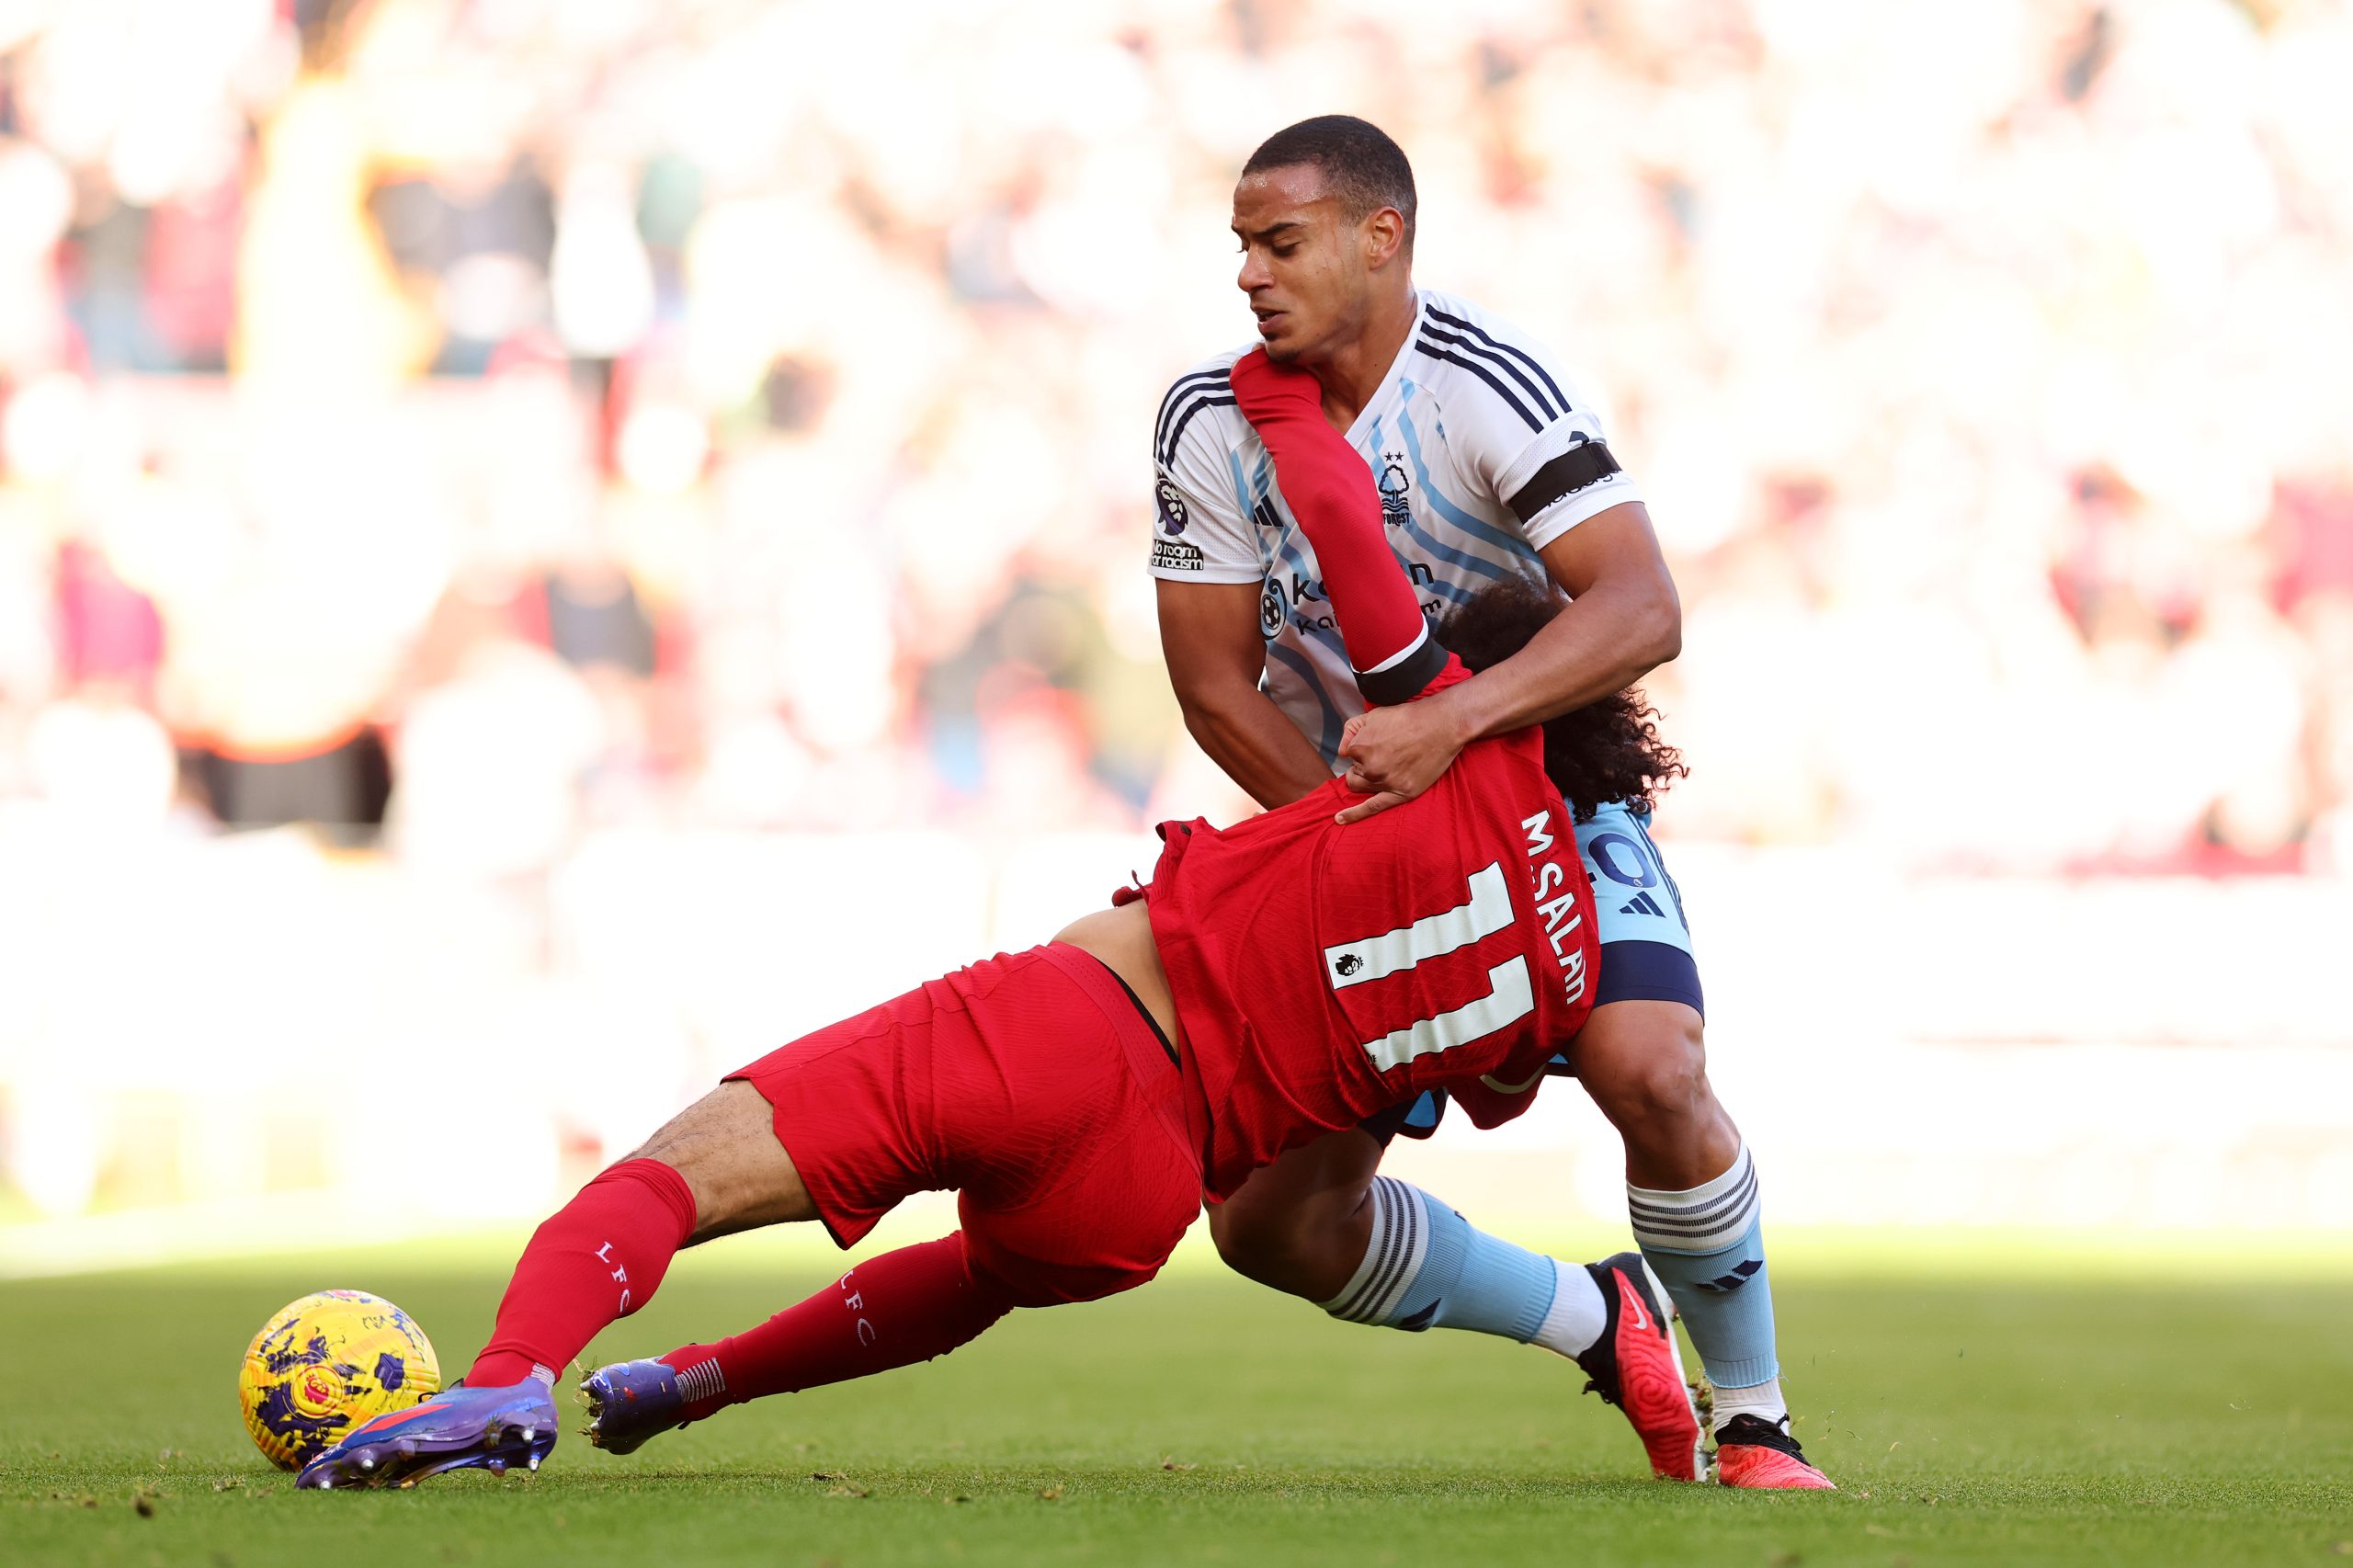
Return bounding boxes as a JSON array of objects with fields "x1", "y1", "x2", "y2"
[
  {"x1": 1627, "y1": 1143, "x2": 1759, "y2": 1255},
  {"x1": 1322, "y1": 1177, "x2": 1431, "y2": 1324},
  {"x1": 1321, "y1": 1180, "x2": 1396, "y2": 1322},
  {"x1": 676, "y1": 1358, "x2": 726, "y2": 1403}
]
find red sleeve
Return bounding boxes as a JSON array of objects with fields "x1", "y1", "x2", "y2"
[{"x1": 1227, "y1": 349, "x2": 1444, "y2": 699}]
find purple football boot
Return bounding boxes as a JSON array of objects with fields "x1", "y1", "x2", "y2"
[
  {"x1": 297, "y1": 1376, "x2": 558, "y2": 1490},
  {"x1": 580, "y1": 1354, "x2": 726, "y2": 1455}
]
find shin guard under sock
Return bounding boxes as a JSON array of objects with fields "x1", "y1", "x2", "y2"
[{"x1": 468, "y1": 1158, "x2": 698, "y2": 1388}]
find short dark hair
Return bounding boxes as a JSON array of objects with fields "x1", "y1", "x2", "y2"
[
  {"x1": 1241, "y1": 116, "x2": 1416, "y2": 248},
  {"x1": 1436, "y1": 576, "x2": 1688, "y2": 823}
]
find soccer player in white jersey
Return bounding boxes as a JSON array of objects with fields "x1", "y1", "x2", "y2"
[{"x1": 1150, "y1": 116, "x2": 1830, "y2": 1489}]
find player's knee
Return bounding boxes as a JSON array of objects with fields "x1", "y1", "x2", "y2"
[
  {"x1": 1584, "y1": 1014, "x2": 1713, "y2": 1138},
  {"x1": 624, "y1": 1082, "x2": 813, "y2": 1237},
  {"x1": 1204, "y1": 1130, "x2": 1387, "y2": 1298},
  {"x1": 1205, "y1": 1192, "x2": 1290, "y2": 1277},
  {"x1": 1207, "y1": 1187, "x2": 1339, "y2": 1293},
  {"x1": 625, "y1": 1113, "x2": 718, "y2": 1193}
]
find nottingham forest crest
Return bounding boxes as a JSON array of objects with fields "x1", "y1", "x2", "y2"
[{"x1": 1378, "y1": 453, "x2": 1411, "y2": 524}]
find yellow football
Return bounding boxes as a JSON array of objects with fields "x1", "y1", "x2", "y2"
[{"x1": 238, "y1": 1290, "x2": 440, "y2": 1470}]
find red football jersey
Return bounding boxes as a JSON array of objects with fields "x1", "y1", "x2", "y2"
[{"x1": 1146, "y1": 662, "x2": 1602, "y2": 1199}]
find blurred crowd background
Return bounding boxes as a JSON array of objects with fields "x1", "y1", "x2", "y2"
[{"x1": 2, "y1": 0, "x2": 2349, "y2": 1251}]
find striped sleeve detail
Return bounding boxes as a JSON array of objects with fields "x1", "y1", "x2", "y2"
[
  {"x1": 1424, "y1": 307, "x2": 1571, "y2": 416},
  {"x1": 1155, "y1": 369, "x2": 1236, "y2": 466},
  {"x1": 1413, "y1": 332, "x2": 1544, "y2": 431},
  {"x1": 1416, "y1": 304, "x2": 1579, "y2": 435}
]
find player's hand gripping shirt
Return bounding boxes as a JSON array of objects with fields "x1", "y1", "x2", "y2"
[
  {"x1": 1145, "y1": 350, "x2": 1604, "y2": 1199},
  {"x1": 1149, "y1": 288, "x2": 1643, "y2": 767}
]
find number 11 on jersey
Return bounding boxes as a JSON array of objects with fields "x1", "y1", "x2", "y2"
[{"x1": 1320, "y1": 862, "x2": 1536, "y2": 1071}]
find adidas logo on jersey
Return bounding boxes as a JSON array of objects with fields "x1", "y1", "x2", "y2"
[{"x1": 1618, "y1": 892, "x2": 1667, "y2": 918}]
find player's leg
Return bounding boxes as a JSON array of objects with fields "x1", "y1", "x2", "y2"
[
  {"x1": 1203, "y1": 1119, "x2": 1614, "y2": 1389},
  {"x1": 1573, "y1": 1005, "x2": 1832, "y2": 1488},
  {"x1": 304, "y1": 951, "x2": 1083, "y2": 1489},
  {"x1": 1204, "y1": 1123, "x2": 1384, "y2": 1300},
  {"x1": 581, "y1": 1229, "x2": 1027, "y2": 1452},
  {"x1": 1569, "y1": 1002, "x2": 1763, "y2": 1377},
  {"x1": 1209, "y1": 1118, "x2": 1602, "y2": 1349},
  {"x1": 1206, "y1": 1110, "x2": 1704, "y2": 1479},
  {"x1": 462, "y1": 1081, "x2": 818, "y2": 1391},
  {"x1": 1572, "y1": 805, "x2": 1830, "y2": 1488},
  {"x1": 297, "y1": 1081, "x2": 819, "y2": 1488},
  {"x1": 1574, "y1": 1005, "x2": 1825, "y2": 1486},
  {"x1": 585, "y1": 942, "x2": 1201, "y2": 1454}
]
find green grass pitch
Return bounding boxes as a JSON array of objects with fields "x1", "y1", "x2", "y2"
[{"x1": 3, "y1": 1240, "x2": 2348, "y2": 1567}]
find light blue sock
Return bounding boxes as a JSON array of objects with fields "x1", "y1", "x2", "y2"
[
  {"x1": 1629, "y1": 1142, "x2": 1779, "y2": 1390},
  {"x1": 1320, "y1": 1177, "x2": 1605, "y2": 1356}
]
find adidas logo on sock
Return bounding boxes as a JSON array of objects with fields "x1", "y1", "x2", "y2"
[
  {"x1": 1693, "y1": 1259, "x2": 1765, "y2": 1293},
  {"x1": 1395, "y1": 1299, "x2": 1441, "y2": 1333},
  {"x1": 1618, "y1": 892, "x2": 1666, "y2": 918}
]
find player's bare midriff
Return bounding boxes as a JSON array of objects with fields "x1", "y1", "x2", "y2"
[{"x1": 1054, "y1": 901, "x2": 1180, "y2": 1047}]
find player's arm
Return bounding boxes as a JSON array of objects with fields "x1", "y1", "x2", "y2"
[
  {"x1": 1330, "y1": 367, "x2": 1680, "y2": 822},
  {"x1": 1157, "y1": 578, "x2": 1335, "y2": 809},
  {"x1": 1225, "y1": 348, "x2": 1449, "y2": 702},
  {"x1": 1432, "y1": 499, "x2": 1678, "y2": 731},
  {"x1": 1149, "y1": 372, "x2": 1336, "y2": 811}
]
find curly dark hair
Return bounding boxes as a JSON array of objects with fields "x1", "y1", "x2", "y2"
[{"x1": 1434, "y1": 575, "x2": 1688, "y2": 823}]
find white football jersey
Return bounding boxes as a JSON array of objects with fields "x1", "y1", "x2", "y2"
[{"x1": 1149, "y1": 288, "x2": 1643, "y2": 765}]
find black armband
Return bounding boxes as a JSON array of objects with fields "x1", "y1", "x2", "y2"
[
  {"x1": 1506, "y1": 440, "x2": 1621, "y2": 524},
  {"x1": 1355, "y1": 631, "x2": 1452, "y2": 708}
]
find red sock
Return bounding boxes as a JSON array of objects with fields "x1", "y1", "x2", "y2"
[
  {"x1": 663, "y1": 1233, "x2": 1017, "y2": 1414},
  {"x1": 468, "y1": 1158, "x2": 698, "y2": 1388}
]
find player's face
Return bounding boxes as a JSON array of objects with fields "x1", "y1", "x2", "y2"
[{"x1": 1231, "y1": 165, "x2": 1389, "y2": 367}]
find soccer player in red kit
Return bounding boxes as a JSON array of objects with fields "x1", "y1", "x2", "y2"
[{"x1": 296, "y1": 349, "x2": 1705, "y2": 1492}]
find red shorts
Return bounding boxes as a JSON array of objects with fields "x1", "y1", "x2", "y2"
[{"x1": 726, "y1": 943, "x2": 1201, "y2": 1307}]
